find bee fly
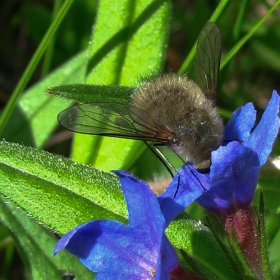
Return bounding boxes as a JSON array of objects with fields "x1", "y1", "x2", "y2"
[{"x1": 58, "y1": 22, "x2": 223, "y2": 176}]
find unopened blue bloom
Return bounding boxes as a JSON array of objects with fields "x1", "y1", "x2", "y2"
[{"x1": 54, "y1": 170, "x2": 204, "y2": 279}]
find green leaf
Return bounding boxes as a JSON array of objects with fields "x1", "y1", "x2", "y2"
[
  {"x1": 71, "y1": 0, "x2": 171, "y2": 171},
  {"x1": 0, "y1": 141, "x2": 127, "y2": 234},
  {"x1": 257, "y1": 193, "x2": 273, "y2": 280},
  {"x1": 269, "y1": 229, "x2": 280, "y2": 277},
  {"x1": 0, "y1": 197, "x2": 94, "y2": 279},
  {"x1": 2, "y1": 51, "x2": 87, "y2": 148},
  {"x1": 166, "y1": 214, "x2": 237, "y2": 279},
  {"x1": 48, "y1": 84, "x2": 134, "y2": 104}
]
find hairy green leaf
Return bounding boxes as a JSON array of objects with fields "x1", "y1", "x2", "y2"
[
  {"x1": 0, "y1": 198, "x2": 94, "y2": 279},
  {"x1": 0, "y1": 141, "x2": 127, "y2": 234},
  {"x1": 71, "y1": 0, "x2": 171, "y2": 171}
]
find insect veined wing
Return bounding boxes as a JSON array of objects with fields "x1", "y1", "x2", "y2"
[
  {"x1": 194, "y1": 22, "x2": 221, "y2": 102},
  {"x1": 58, "y1": 103, "x2": 173, "y2": 142}
]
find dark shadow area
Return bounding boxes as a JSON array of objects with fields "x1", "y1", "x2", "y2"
[{"x1": 2, "y1": 105, "x2": 35, "y2": 147}]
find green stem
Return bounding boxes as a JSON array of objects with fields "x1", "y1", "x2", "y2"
[
  {"x1": 0, "y1": 0, "x2": 74, "y2": 136},
  {"x1": 218, "y1": 0, "x2": 249, "y2": 91},
  {"x1": 258, "y1": 193, "x2": 273, "y2": 280},
  {"x1": 41, "y1": 0, "x2": 63, "y2": 78},
  {"x1": 227, "y1": 232, "x2": 255, "y2": 279},
  {"x1": 232, "y1": 0, "x2": 249, "y2": 43}
]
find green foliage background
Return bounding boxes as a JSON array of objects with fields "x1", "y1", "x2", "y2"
[{"x1": 0, "y1": 0, "x2": 280, "y2": 279}]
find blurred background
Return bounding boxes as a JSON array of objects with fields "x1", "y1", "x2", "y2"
[
  {"x1": 1, "y1": 0, "x2": 280, "y2": 108},
  {"x1": 0, "y1": 0, "x2": 280, "y2": 278}
]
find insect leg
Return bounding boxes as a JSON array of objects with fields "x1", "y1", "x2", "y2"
[
  {"x1": 144, "y1": 142, "x2": 206, "y2": 195},
  {"x1": 144, "y1": 142, "x2": 183, "y2": 197},
  {"x1": 168, "y1": 148, "x2": 207, "y2": 192},
  {"x1": 143, "y1": 141, "x2": 176, "y2": 178}
]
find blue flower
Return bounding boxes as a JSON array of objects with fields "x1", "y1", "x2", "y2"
[
  {"x1": 160, "y1": 91, "x2": 279, "y2": 213},
  {"x1": 194, "y1": 90, "x2": 280, "y2": 212},
  {"x1": 54, "y1": 170, "x2": 205, "y2": 279}
]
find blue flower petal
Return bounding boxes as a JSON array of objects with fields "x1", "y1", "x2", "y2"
[
  {"x1": 159, "y1": 235, "x2": 179, "y2": 271},
  {"x1": 70, "y1": 221, "x2": 159, "y2": 277},
  {"x1": 54, "y1": 171, "x2": 179, "y2": 279},
  {"x1": 158, "y1": 165, "x2": 208, "y2": 225},
  {"x1": 113, "y1": 171, "x2": 179, "y2": 277},
  {"x1": 244, "y1": 90, "x2": 280, "y2": 166},
  {"x1": 153, "y1": 235, "x2": 178, "y2": 280},
  {"x1": 113, "y1": 170, "x2": 165, "y2": 230},
  {"x1": 224, "y1": 102, "x2": 256, "y2": 142},
  {"x1": 197, "y1": 141, "x2": 260, "y2": 212}
]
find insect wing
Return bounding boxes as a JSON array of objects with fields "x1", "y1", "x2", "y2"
[
  {"x1": 194, "y1": 22, "x2": 221, "y2": 101},
  {"x1": 58, "y1": 103, "x2": 171, "y2": 142}
]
